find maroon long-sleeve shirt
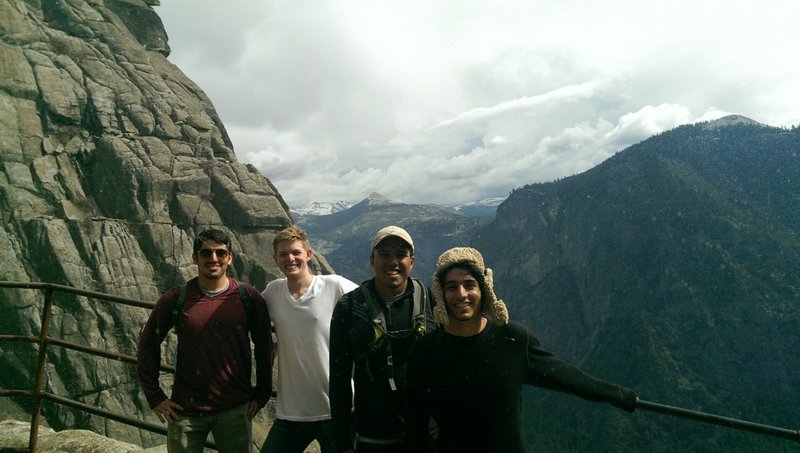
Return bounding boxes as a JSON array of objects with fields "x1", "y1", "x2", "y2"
[{"x1": 137, "y1": 278, "x2": 272, "y2": 414}]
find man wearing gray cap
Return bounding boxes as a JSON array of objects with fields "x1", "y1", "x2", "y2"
[{"x1": 329, "y1": 226, "x2": 436, "y2": 452}]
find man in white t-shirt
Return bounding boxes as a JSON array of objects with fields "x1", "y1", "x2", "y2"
[{"x1": 261, "y1": 225, "x2": 358, "y2": 453}]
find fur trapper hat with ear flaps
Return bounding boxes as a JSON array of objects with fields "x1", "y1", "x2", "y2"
[{"x1": 432, "y1": 247, "x2": 509, "y2": 327}]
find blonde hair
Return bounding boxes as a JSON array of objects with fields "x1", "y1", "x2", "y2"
[{"x1": 273, "y1": 225, "x2": 312, "y2": 253}]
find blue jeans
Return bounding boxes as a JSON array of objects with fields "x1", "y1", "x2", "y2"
[
  {"x1": 261, "y1": 418, "x2": 337, "y2": 453},
  {"x1": 167, "y1": 402, "x2": 252, "y2": 452}
]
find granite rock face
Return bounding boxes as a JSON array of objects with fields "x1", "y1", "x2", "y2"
[
  {"x1": 0, "y1": 419, "x2": 151, "y2": 452},
  {"x1": 0, "y1": 0, "x2": 328, "y2": 447}
]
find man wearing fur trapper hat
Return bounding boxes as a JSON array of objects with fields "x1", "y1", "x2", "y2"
[{"x1": 406, "y1": 247, "x2": 638, "y2": 453}]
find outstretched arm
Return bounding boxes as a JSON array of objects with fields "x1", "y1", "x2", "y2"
[{"x1": 522, "y1": 324, "x2": 638, "y2": 411}]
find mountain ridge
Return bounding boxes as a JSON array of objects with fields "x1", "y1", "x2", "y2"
[
  {"x1": 295, "y1": 192, "x2": 491, "y2": 283},
  {"x1": 475, "y1": 117, "x2": 800, "y2": 451},
  {"x1": 292, "y1": 192, "x2": 503, "y2": 217}
]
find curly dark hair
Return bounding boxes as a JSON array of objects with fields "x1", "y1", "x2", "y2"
[{"x1": 193, "y1": 228, "x2": 232, "y2": 253}]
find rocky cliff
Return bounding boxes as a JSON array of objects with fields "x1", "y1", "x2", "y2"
[{"x1": 0, "y1": 0, "x2": 330, "y2": 447}]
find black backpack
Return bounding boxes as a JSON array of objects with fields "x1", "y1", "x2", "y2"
[{"x1": 357, "y1": 278, "x2": 429, "y2": 390}]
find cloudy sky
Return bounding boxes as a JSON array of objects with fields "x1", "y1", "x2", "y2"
[{"x1": 155, "y1": 1, "x2": 799, "y2": 209}]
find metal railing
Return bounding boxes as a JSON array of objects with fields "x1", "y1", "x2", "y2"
[
  {"x1": 636, "y1": 399, "x2": 800, "y2": 442},
  {"x1": 1, "y1": 281, "x2": 798, "y2": 451},
  {"x1": 0, "y1": 281, "x2": 197, "y2": 451}
]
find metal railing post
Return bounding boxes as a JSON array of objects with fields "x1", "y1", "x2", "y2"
[{"x1": 28, "y1": 287, "x2": 55, "y2": 452}]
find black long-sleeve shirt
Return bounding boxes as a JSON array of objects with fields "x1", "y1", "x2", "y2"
[{"x1": 407, "y1": 320, "x2": 637, "y2": 453}]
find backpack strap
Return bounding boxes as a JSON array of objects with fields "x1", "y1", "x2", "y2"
[
  {"x1": 410, "y1": 278, "x2": 428, "y2": 336},
  {"x1": 171, "y1": 283, "x2": 188, "y2": 331},
  {"x1": 356, "y1": 281, "x2": 388, "y2": 386},
  {"x1": 237, "y1": 281, "x2": 256, "y2": 334},
  {"x1": 361, "y1": 278, "x2": 428, "y2": 337},
  {"x1": 171, "y1": 280, "x2": 254, "y2": 332},
  {"x1": 358, "y1": 278, "x2": 428, "y2": 391},
  {"x1": 168, "y1": 280, "x2": 255, "y2": 372},
  {"x1": 360, "y1": 279, "x2": 387, "y2": 338}
]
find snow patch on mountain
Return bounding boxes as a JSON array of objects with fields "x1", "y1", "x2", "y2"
[{"x1": 292, "y1": 200, "x2": 355, "y2": 216}]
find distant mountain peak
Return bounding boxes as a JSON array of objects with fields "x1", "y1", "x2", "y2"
[
  {"x1": 364, "y1": 192, "x2": 400, "y2": 206},
  {"x1": 702, "y1": 114, "x2": 762, "y2": 129},
  {"x1": 297, "y1": 193, "x2": 504, "y2": 218}
]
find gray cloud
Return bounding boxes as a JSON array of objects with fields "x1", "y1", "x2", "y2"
[{"x1": 157, "y1": 0, "x2": 800, "y2": 208}]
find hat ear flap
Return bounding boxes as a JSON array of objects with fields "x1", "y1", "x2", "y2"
[
  {"x1": 490, "y1": 299, "x2": 509, "y2": 325},
  {"x1": 483, "y1": 268, "x2": 509, "y2": 325},
  {"x1": 431, "y1": 276, "x2": 448, "y2": 327},
  {"x1": 433, "y1": 301, "x2": 449, "y2": 326}
]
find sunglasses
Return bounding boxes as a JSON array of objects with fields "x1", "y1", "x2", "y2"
[{"x1": 197, "y1": 248, "x2": 230, "y2": 259}]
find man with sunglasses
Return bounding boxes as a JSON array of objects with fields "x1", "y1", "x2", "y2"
[
  {"x1": 137, "y1": 228, "x2": 273, "y2": 452},
  {"x1": 329, "y1": 226, "x2": 436, "y2": 452}
]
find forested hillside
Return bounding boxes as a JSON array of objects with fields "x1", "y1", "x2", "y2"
[{"x1": 474, "y1": 117, "x2": 800, "y2": 451}]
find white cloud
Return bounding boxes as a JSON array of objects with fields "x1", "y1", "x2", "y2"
[
  {"x1": 605, "y1": 104, "x2": 692, "y2": 148},
  {"x1": 430, "y1": 81, "x2": 602, "y2": 130},
  {"x1": 156, "y1": 0, "x2": 800, "y2": 207}
]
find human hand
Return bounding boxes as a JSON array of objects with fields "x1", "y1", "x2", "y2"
[
  {"x1": 247, "y1": 399, "x2": 263, "y2": 420},
  {"x1": 614, "y1": 387, "x2": 638, "y2": 412},
  {"x1": 152, "y1": 399, "x2": 183, "y2": 423}
]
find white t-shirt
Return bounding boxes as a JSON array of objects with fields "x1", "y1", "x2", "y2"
[{"x1": 262, "y1": 274, "x2": 358, "y2": 421}]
